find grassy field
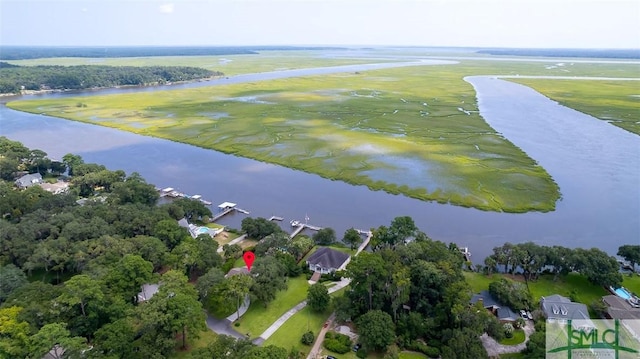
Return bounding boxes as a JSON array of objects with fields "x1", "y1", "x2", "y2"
[
  {"x1": 463, "y1": 271, "x2": 610, "y2": 306},
  {"x1": 8, "y1": 60, "x2": 576, "y2": 213},
  {"x1": 233, "y1": 275, "x2": 309, "y2": 339},
  {"x1": 509, "y1": 78, "x2": 640, "y2": 135},
  {"x1": 263, "y1": 305, "x2": 332, "y2": 355}
]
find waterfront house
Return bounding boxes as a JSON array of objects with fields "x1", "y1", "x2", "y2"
[
  {"x1": 470, "y1": 290, "x2": 519, "y2": 323},
  {"x1": 306, "y1": 247, "x2": 350, "y2": 274},
  {"x1": 540, "y1": 294, "x2": 593, "y2": 330},
  {"x1": 15, "y1": 173, "x2": 42, "y2": 188}
]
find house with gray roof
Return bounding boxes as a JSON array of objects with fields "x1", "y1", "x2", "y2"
[
  {"x1": 306, "y1": 247, "x2": 350, "y2": 274},
  {"x1": 15, "y1": 173, "x2": 42, "y2": 188},
  {"x1": 470, "y1": 290, "x2": 519, "y2": 323},
  {"x1": 603, "y1": 295, "x2": 640, "y2": 320},
  {"x1": 137, "y1": 283, "x2": 160, "y2": 302},
  {"x1": 541, "y1": 294, "x2": 593, "y2": 330}
]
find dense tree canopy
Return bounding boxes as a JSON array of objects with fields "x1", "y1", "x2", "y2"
[
  {"x1": 307, "y1": 283, "x2": 330, "y2": 312},
  {"x1": 0, "y1": 63, "x2": 220, "y2": 93},
  {"x1": 488, "y1": 242, "x2": 623, "y2": 287}
]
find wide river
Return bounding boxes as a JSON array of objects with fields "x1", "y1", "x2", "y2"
[{"x1": 1, "y1": 61, "x2": 638, "y2": 262}]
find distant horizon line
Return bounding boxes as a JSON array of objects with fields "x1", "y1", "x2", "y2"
[{"x1": 2, "y1": 45, "x2": 639, "y2": 50}]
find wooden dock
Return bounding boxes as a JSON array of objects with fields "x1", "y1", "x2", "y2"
[
  {"x1": 211, "y1": 207, "x2": 235, "y2": 222},
  {"x1": 289, "y1": 220, "x2": 323, "y2": 239},
  {"x1": 459, "y1": 246, "x2": 472, "y2": 262},
  {"x1": 210, "y1": 202, "x2": 250, "y2": 222},
  {"x1": 355, "y1": 229, "x2": 373, "y2": 255}
]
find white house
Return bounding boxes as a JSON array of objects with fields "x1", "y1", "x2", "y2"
[{"x1": 306, "y1": 247, "x2": 350, "y2": 274}]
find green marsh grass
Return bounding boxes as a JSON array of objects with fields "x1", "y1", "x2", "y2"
[
  {"x1": 509, "y1": 78, "x2": 640, "y2": 135},
  {"x1": 8, "y1": 61, "x2": 570, "y2": 212}
]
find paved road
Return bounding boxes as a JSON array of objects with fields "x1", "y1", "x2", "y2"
[
  {"x1": 205, "y1": 312, "x2": 246, "y2": 340},
  {"x1": 306, "y1": 313, "x2": 335, "y2": 359}
]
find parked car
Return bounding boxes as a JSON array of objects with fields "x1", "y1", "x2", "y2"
[
  {"x1": 353, "y1": 343, "x2": 362, "y2": 352},
  {"x1": 526, "y1": 311, "x2": 533, "y2": 320},
  {"x1": 326, "y1": 356, "x2": 337, "y2": 359},
  {"x1": 520, "y1": 310, "x2": 527, "y2": 318}
]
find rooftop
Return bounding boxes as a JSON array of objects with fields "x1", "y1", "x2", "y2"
[{"x1": 306, "y1": 247, "x2": 350, "y2": 270}]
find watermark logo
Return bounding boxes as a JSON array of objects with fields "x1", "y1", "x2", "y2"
[{"x1": 546, "y1": 319, "x2": 640, "y2": 358}]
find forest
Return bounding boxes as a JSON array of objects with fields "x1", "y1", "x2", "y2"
[
  {"x1": 0, "y1": 136, "x2": 634, "y2": 359},
  {"x1": 0, "y1": 62, "x2": 219, "y2": 94}
]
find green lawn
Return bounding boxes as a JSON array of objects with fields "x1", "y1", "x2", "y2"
[
  {"x1": 233, "y1": 276, "x2": 309, "y2": 339},
  {"x1": 263, "y1": 305, "x2": 332, "y2": 355},
  {"x1": 499, "y1": 329, "x2": 526, "y2": 345},
  {"x1": 500, "y1": 353, "x2": 525, "y2": 359},
  {"x1": 527, "y1": 273, "x2": 608, "y2": 306},
  {"x1": 622, "y1": 274, "x2": 640, "y2": 295},
  {"x1": 171, "y1": 328, "x2": 217, "y2": 358},
  {"x1": 463, "y1": 271, "x2": 609, "y2": 306}
]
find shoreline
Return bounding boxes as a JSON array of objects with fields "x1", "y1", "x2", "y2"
[{"x1": 0, "y1": 75, "x2": 225, "y2": 98}]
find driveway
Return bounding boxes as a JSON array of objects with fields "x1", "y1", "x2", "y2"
[
  {"x1": 205, "y1": 312, "x2": 245, "y2": 339},
  {"x1": 480, "y1": 321, "x2": 535, "y2": 357},
  {"x1": 306, "y1": 313, "x2": 335, "y2": 359}
]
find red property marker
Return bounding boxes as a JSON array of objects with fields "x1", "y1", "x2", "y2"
[{"x1": 243, "y1": 251, "x2": 255, "y2": 271}]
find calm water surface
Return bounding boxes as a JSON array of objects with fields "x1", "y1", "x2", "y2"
[{"x1": 1, "y1": 64, "x2": 638, "y2": 261}]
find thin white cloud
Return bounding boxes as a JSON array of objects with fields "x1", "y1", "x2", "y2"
[{"x1": 159, "y1": 3, "x2": 174, "y2": 14}]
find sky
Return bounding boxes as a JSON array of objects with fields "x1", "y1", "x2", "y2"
[{"x1": 1, "y1": 0, "x2": 639, "y2": 48}]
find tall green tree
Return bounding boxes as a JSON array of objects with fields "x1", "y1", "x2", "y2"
[
  {"x1": 342, "y1": 228, "x2": 362, "y2": 250},
  {"x1": 28, "y1": 323, "x2": 86, "y2": 359},
  {"x1": 153, "y1": 219, "x2": 189, "y2": 250},
  {"x1": 307, "y1": 283, "x2": 330, "y2": 312},
  {"x1": 217, "y1": 273, "x2": 253, "y2": 321},
  {"x1": 0, "y1": 306, "x2": 31, "y2": 358},
  {"x1": 92, "y1": 318, "x2": 136, "y2": 358},
  {"x1": 250, "y1": 256, "x2": 287, "y2": 307},
  {"x1": 138, "y1": 270, "x2": 206, "y2": 352},
  {"x1": 356, "y1": 310, "x2": 396, "y2": 352},
  {"x1": 62, "y1": 153, "x2": 84, "y2": 176},
  {"x1": 106, "y1": 254, "x2": 153, "y2": 302},
  {"x1": 617, "y1": 245, "x2": 640, "y2": 272},
  {"x1": 0, "y1": 264, "x2": 27, "y2": 303},
  {"x1": 346, "y1": 252, "x2": 388, "y2": 313},
  {"x1": 312, "y1": 227, "x2": 336, "y2": 245}
]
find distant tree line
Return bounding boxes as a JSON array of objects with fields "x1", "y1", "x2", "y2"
[
  {"x1": 0, "y1": 45, "x2": 344, "y2": 60},
  {"x1": 0, "y1": 63, "x2": 220, "y2": 93},
  {"x1": 477, "y1": 48, "x2": 640, "y2": 59}
]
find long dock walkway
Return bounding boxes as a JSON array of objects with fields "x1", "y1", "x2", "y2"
[
  {"x1": 355, "y1": 229, "x2": 373, "y2": 255},
  {"x1": 211, "y1": 207, "x2": 235, "y2": 222},
  {"x1": 289, "y1": 220, "x2": 323, "y2": 238}
]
